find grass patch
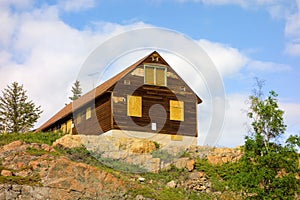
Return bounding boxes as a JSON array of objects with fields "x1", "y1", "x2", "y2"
[
  {"x1": 26, "y1": 147, "x2": 49, "y2": 156},
  {"x1": 96, "y1": 157, "x2": 147, "y2": 173},
  {"x1": 128, "y1": 182, "x2": 216, "y2": 200},
  {"x1": 0, "y1": 173, "x2": 41, "y2": 186},
  {"x1": 151, "y1": 149, "x2": 174, "y2": 163},
  {"x1": 142, "y1": 165, "x2": 187, "y2": 184},
  {"x1": 0, "y1": 132, "x2": 64, "y2": 146},
  {"x1": 54, "y1": 145, "x2": 103, "y2": 166},
  {"x1": 55, "y1": 145, "x2": 147, "y2": 173}
]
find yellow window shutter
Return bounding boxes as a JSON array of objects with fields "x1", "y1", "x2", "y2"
[
  {"x1": 170, "y1": 100, "x2": 184, "y2": 121},
  {"x1": 127, "y1": 95, "x2": 142, "y2": 117},
  {"x1": 156, "y1": 67, "x2": 166, "y2": 86},
  {"x1": 76, "y1": 114, "x2": 81, "y2": 124},
  {"x1": 145, "y1": 66, "x2": 155, "y2": 85},
  {"x1": 60, "y1": 123, "x2": 66, "y2": 133},
  {"x1": 66, "y1": 119, "x2": 72, "y2": 134},
  {"x1": 86, "y1": 107, "x2": 91, "y2": 120}
]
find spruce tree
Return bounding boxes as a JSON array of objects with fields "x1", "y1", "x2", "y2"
[
  {"x1": 69, "y1": 80, "x2": 82, "y2": 101},
  {"x1": 0, "y1": 82, "x2": 42, "y2": 133}
]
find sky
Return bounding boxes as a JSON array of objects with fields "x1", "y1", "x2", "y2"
[{"x1": 0, "y1": 0, "x2": 300, "y2": 147}]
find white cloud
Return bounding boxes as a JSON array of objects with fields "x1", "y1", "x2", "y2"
[
  {"x1": 58, "y1": 0, "x2": 95, "y2": 12},
  {"x1": 285, "y1": 1, "x2": 300, "y2": 37},
  {"x1": 0, "y1": 9, "x2": 17, "y2": 47},
  {"x1": 0, "y1": 0, "x2": 297, "y2": 148},
  {"x1": 216, "y1": 93, "x2": 250, "y2": 147},
  {"x1": 284, "y1": 0, "x2": 300, "y2": 56},
  {"x1": 246, "y1": 60, "x2": 292, "y2": 72},
  {"x1": 176, "y1": 0, "x2": 281, "y2": 8},
  {"x1": 177, "y1": 0, "x2": 300, "y2": 56},
  {"x1": 198, "y1": 39, "x2": 248, "y2": 77},
  {"x1": 213, "y1": 93, "x2": 300, "y2": 147},
  {"x1": 0, "y1": 3, "x2": 149, "y2": 128},
  {"x1": 280, "y1": 102, "x2": 300, "y2": 135},
  {"x1": 195, "y1": 39, "x2": 291, "y2": 77},
  {"x1": 285, "y1": 42, "x2": 300, "y2": 55},
  {"x1": 0, "y1": 0, "x2": 34, "y2": 10}
]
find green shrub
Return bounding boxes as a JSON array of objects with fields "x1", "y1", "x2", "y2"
[{"x1": 153, "y1": 141, "x2": 160, "y2": 149}]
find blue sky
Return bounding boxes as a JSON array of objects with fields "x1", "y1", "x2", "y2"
[{"x1": 0, "y1": 0, "x2": 300, "y2": 147}]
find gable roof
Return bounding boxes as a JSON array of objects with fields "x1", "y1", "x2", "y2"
[{"x1": 36, "y1": 51, "x2": 202, "y2": 132}]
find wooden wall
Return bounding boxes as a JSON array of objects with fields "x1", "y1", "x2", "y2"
[
  {"x1": 112, "y1": 61, "x2": 198, "y2": 137},
  {"x1": 73, "y1": 92, "x2": 112, "y2": 135}
]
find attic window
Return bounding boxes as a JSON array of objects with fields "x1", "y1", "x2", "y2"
[{"x1": 144, "y1": 65, "x2": 166, "y2": 86}]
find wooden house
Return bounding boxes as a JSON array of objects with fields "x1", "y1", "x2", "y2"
[{"x1": 37, "y1": 51, "x2": 202, "y2": 140}]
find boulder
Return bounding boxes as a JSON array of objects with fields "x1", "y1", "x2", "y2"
[
  {"x1": 1, "y1": 170, "x2": 12, "y2": 177},
  {"x1": 52, "y1": 135, "x2": 83, "y2": 149},
  {"x1": 166, "y1": 180, "x2": 177, "y2": 188},
  {"x1": 174, "y1": 157, "x2": 189, "y2": 169},
  {"x1": 186, "y1": 159, "x2": 195, "y2": 171}
]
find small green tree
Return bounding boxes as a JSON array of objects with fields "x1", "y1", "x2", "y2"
[
  {"x1": 231, "y1": 79, "x2": 300, "y2": 199},
  {"x1": 248, "y1": 91, "x2": 286, "y2": 154},
  {"x1": 69, "y1": 80, "x2": 82, "y2": 101},
  {"x1": 0, "y1": 82, "x2": 42, "y2": 133}
]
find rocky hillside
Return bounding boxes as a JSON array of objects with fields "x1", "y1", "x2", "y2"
[
  {"x1": 0, "y1": 140, "x2": 125, "y2": 199},
  {"x1": 0, "y1": 133, "x2": 244, "y2": 200}
]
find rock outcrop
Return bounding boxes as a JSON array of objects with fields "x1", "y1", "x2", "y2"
[
  {"x1": 0, "y1": 141, "x2": 125, "y2": 200},
  {"x1": 52, "y1": 135, "x2": 243, "y2": 173},
  {"x1": 0, "y1": 136, "x2": 245, "y2": 199}
]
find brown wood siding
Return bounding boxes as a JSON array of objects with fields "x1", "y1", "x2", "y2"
[
  {"x1": 112, "y1": 62, "x2": 198, "y2": 137},
  {"x1": 73, "y1": 92, "x2": 112, "y2": 135}
]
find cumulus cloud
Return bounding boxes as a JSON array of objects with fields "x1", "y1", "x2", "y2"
[
  {"x1": 216, "y1": 93, "x2": 249, "y2": 147},
  {"x1": 0, "y1": 2, "x2": 149, "y2": 128},
  {"x1": 195, "y1": 39, "x2": 291, "y2": 77},
  {"x1": 246, "y1": 60, "x2": 292, "y2": 72},
  {"x1": 198, "y1": 39, "x2": 248, "y2": 77},
  {"x1": 177, "y1": 0, "x2": 300, "y2": 56},
  {"x1": 214, "y1": 94, "x2": 300, "y2": 147},
  {"x1": 176, "y1": 0, "x2": 282, "y2": 8},
  {"x1": 0, "y1": 0, "x2": 298, "y2": 148},
  {"x1": 58, "y1": 0, "x2": 96, "y2": 12},
  {"x1": 280, "y1": 103, "x2": 300, "y2": 141},
  {"x1": 284, "y1": 0, "x2": 300, "y2": 56}
]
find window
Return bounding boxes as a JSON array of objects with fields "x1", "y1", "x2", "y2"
[
  {"x1": 144, "y1": 65, "x2": 166, "y2": 86},
  {"x1": 76, "y1": 114, "x2": 81, "y2": 124},
  {"x1": 170, "y1": 100, "x2": 184, "y2": 121},
  {"x1": 127, "y1": 95, "x2": 142, "y2": 117},
  {"x1": 86, "y1": 107, "x2": 91, "y2": 120}
]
